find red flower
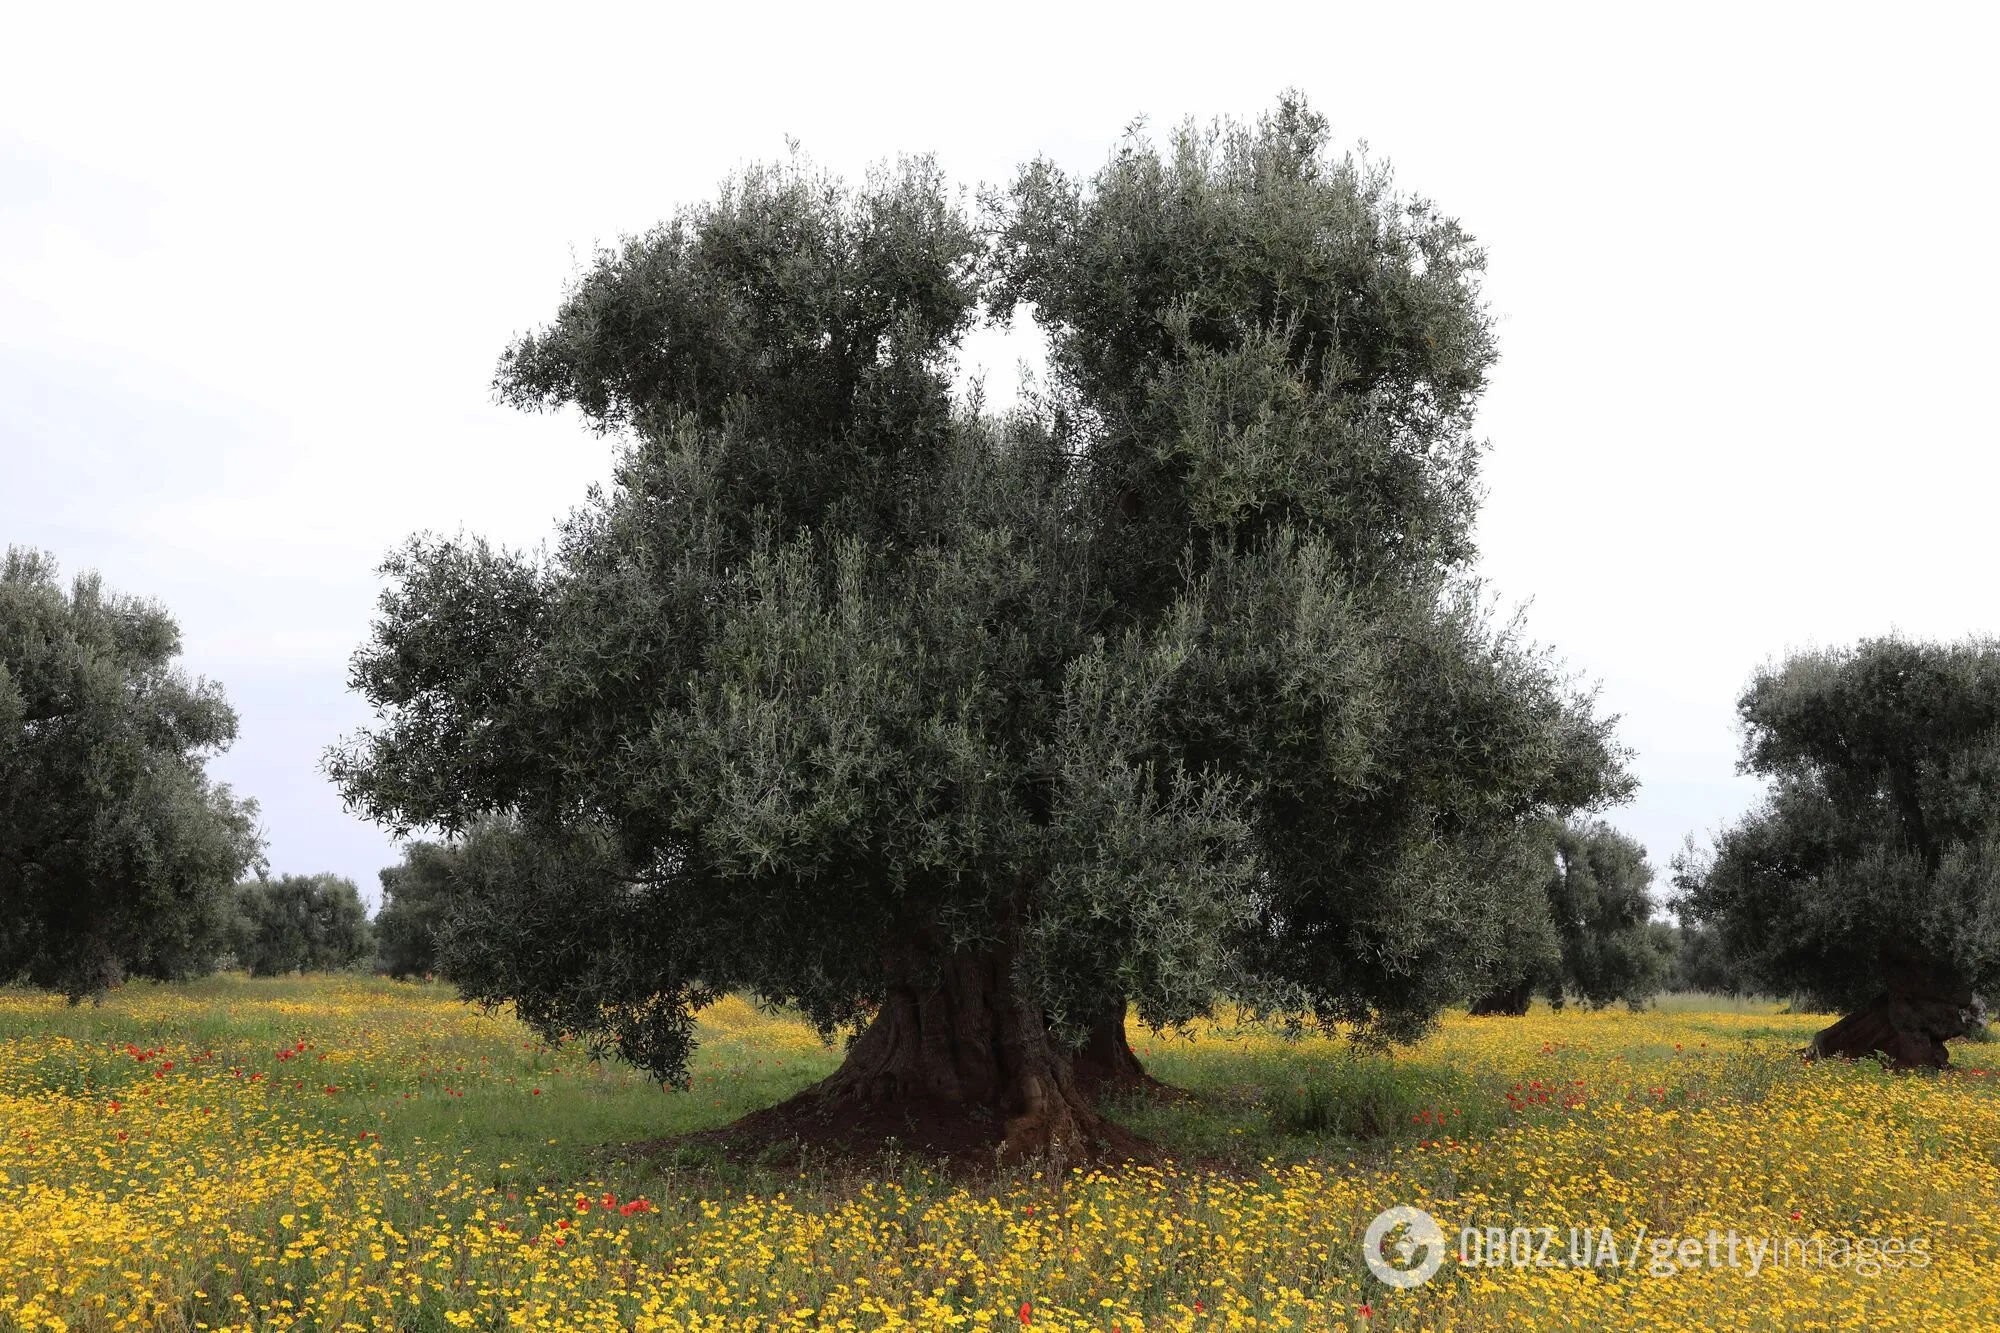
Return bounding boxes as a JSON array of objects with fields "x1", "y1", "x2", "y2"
[
  {"x1": 1019, "y1": 1301, "x2": 1032, "y2": 1325},
  {"x1": 1358, "y1": 1304, "x2": 1374, "y2": 1318}
]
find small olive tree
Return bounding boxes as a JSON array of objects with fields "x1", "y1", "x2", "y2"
[{"x1": 375, "y1": 841, "x2": 456, "y2": 980}]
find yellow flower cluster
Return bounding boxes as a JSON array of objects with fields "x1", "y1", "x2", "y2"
[{"x1": 2, "y1": 980, "x2": 1996, "y2": 1331}]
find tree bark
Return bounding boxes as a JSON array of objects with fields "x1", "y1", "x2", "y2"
[
  {"x1": 1069, "y1": 999, "x2": 1155, "y2": 1096},
  {"x1": 730, "y1": 943, "x2": 1140, "y2": 1165},
  {"x1": 1809, "y1": 945, "x2": 1976, "y2": 1070}
]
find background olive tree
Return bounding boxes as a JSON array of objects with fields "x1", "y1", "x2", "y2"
[
  {"x1": 374, "y1": 840, "x2": 457, "y2": 980},
  {"x1": 1, "y1": 548, "x2": 262, "y2": 996},
  {"x1": 1677, "y1": 636, "x2": 2000, "y2": 1066},
  {"x1": 229, "y1": 873, "x2": 373, "y2": 977},
  {"x1": 1468, "y1": 820, "x2": 1668, "y2": 1015}
]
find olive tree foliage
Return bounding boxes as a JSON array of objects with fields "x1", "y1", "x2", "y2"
[
  {"x1": 374, "y1": 840, "x2": 458, "y2": 979},
  {"x1": 1469, "y1": 820, "x2": 1667, "y2": 1015},
  {"x1": 1, "y1": 548, "x2": 263, "y2": 997},
  {"x1": 988, "y1": 100, "x2": 1629, "y2": 1037},
  {"x1": 230, "y1": 873, "x2": 373, "y2": 977},
  {"x1": 1661, "y1": 918, "x2": 1760, "y2": 997},
  {"x1": 1676, "y1": 637, "x2": 2000, "y2": 1063},
  {"x1": 328, "y1": 98, "x2": 1626, "y2": 1129}
]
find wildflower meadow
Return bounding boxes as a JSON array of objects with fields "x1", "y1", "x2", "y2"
[{"x1": 4, "y1": 978, "x2": 1997, "y2": 1331}]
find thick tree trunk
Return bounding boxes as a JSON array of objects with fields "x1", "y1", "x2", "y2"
[
  {"x1": 728, "y1": 945, "x2": 1142, "y2": 1165},
  {"x1": 1069, "y1": 999, "x2": 1158, "y2": 1097},
  {"x1": 1468, "y1": 981, "x2": 1535, "y2": 1016},
  {"x1": 1809, "y1": 946, "x2": 1976, "y2": 1070}
]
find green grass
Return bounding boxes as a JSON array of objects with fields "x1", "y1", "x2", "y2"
[
  {"x1": 0, "y1": 975, "x2": 1848, "y2": 1202},
  {"x1": 15, "y1": 976, "x2": 1998, "y2": 1332}
]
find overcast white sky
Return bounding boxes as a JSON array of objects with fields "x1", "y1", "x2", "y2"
[{"x1": 4, "y1": 2, "x2": 1995, "y2": 906}]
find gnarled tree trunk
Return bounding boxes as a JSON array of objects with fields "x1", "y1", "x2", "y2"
[
  {"x1": 1809, "y1": 944, "x2": 1976, "y2": 1070},
  {"x1": 730, "y1": 942, "x2": 1140, "y2": 1164}
]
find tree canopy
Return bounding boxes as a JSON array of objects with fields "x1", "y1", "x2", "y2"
[
  {"x1": 330, "y1": 97, "x2": 1629, "y2": 1158},
  {"x1": 1677, "y1": 636, "x2": 2000, "y2": 1066},
  {"x1": 374, "y1": 840, "x2": 457, "y2": 980},
  {"x1": 1469, "y1": 819, "x2": 1668, "y2": 1015},
  {"x1": 0, "y1": 548, "x2": 263, "y2": 996},
  {"x1": 230, "y1": 873, "x2": 374, "y2": 977}
]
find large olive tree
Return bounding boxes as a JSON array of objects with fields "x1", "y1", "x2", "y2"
[{"x1": 330, "y1": 99, "x2": 1626, "y2": 1158}]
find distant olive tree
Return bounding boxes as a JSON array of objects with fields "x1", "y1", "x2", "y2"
[
  {"x1": 374, "y1": 841, "x2": 457, "y2": 980},
  {"x1": 1469, "y1": 820, "x2": 1668, "y2": 1015},
  {"x1": 1, "y1": 548, "x2": 262, "y2": 996},
  {"x1": 1677, "y1": 636, "x2": 2000, "y2": 1067},
  {"x1": 231, "y1": 874, "x2": 373, "y2": 976},
  {"x1": 1659, "y1": 915, "x2": 1762, "y2": 997}
]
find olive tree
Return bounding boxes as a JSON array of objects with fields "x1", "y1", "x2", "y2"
[
  {"x1": 231, "y1": 873, "x2": 373, "y2": 976},
  {"x1": 1468, "y1": 820, "x2": 1667, "y2": 1015},
  {"x1": 374, "y1": 840, "x2": 457, "y2": 980},
  {"x1": 330, "y1": 98, "x2": 1625, "y2": 1159},
  {"x1": 1, "y1": 548, "x2": 262, "y2": 996},
  {"x1": 1677, "y1": 636, "x2": 2000, "y2": 1067}
]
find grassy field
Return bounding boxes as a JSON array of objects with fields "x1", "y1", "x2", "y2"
[{"x1": 3, "y1": 978, "x2": 1998, "y2": 1331}]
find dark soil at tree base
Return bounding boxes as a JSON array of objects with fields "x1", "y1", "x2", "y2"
[
  {"x1": 679, "y1": 952, "x2": 1157, "y2": 1171},
  {"x1": 1809, "y1": 946, "x2": 1978, "y2": 1070}
]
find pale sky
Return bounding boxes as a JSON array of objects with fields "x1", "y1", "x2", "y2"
[{"x1": 4, "y1": 2, "x2": 1995, "y2": 906}]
